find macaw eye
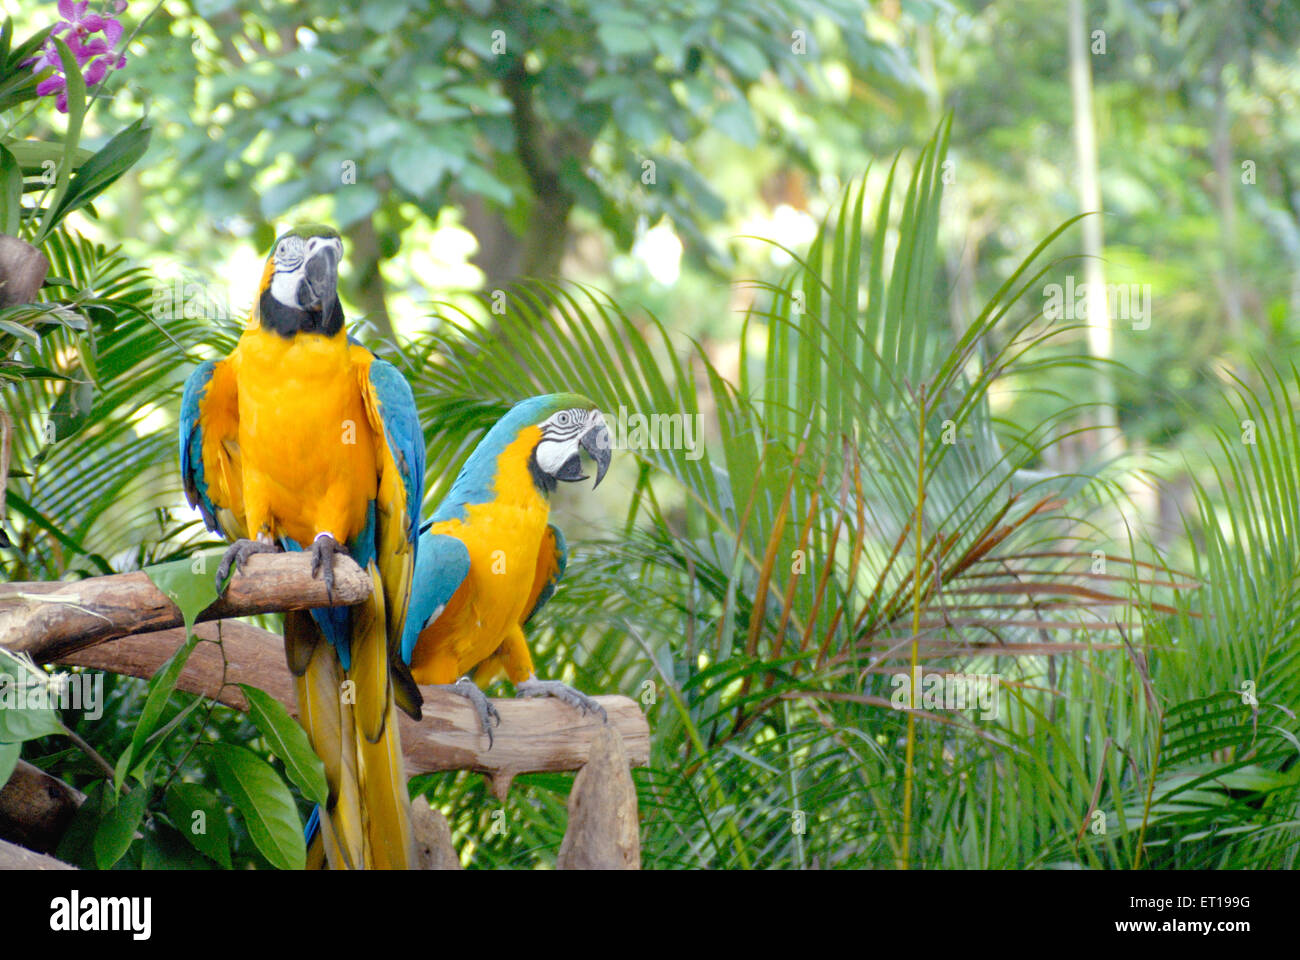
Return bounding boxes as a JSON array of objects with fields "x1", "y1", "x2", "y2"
[{"x1": 556, "y1": 411, "x2": 571, "y2": 427}]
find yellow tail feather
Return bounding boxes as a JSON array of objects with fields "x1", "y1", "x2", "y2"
[
  {"x1": 352, "y1": 561, "x2": 414, "y2": 867},
  {"x1": 356, "y1": 695, "x2": 416, "y2": 869},
  {"x1": 288, "y1": 584, "x2": 413, "y2": 869}
]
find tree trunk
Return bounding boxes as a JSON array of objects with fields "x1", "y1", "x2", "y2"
[
  {"x1": 343, "y1": 213, "x2": 396, "y2": 342},
  {"x1": 1067, "y1": 0, "x2": 1121, "y2": 455},
  {"x1": 1211, "y1": 45, "x2": 1242, "y2": 336},
  {"x1": 461, "y1": 54, "x2": 587, "y2": 298}
]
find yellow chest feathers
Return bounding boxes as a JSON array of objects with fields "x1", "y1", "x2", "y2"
[{"x1": 229, "y1": 328, "x2": 377, "y2": 542}]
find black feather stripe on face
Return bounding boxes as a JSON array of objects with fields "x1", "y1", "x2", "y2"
[
  {"x1": 528, "y1": 447, "x2": 559, "y2": 495},
  {"x1": 258, "y1": 288, "x2": 344, "y2": 338}
]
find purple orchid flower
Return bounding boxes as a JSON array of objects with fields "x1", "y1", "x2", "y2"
[{"x1": 28, "y1": 1, "x2": 130, "y2": 113}]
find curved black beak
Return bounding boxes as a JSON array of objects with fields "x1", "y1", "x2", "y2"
[
  {"x1": 580, "y1": 422, "x2": 612, "y2": 489},
  {"x1": 299, "y1": 244, "x2": 340, "y2": 323}
]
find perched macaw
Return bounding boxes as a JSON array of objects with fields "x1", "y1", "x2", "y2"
[
  {"x1": 179, "y1": 225, "x2": 424, "y2": 870},
  {"x1": 403, "y1": 394, "x2": 612, "y2": 739}
]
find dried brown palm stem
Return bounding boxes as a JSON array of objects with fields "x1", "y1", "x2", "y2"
[
  {"x1": 900, "y1": 381, "x2": 927, "y2": 870},
  {"x1": 813, "y1": 449, "x2": 869, "y2": 669},
  {"x1": 729, "y1": 425, "x2": 813, "y2": 735}
]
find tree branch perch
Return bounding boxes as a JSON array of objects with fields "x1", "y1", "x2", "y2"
[
  {"x1": 0, "y1": 556, "x2": 650, "y2": 866},
  {"x1": 45, "y1": 618, "x2": 650, "y2": 791},
  {"x1": 0, "y1": 552, "x2": 372, "y2": 661}
]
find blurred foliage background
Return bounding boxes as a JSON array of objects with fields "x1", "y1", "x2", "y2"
[{"x1": 3, "y1": 0, "x2": 1300, "y2": 869}]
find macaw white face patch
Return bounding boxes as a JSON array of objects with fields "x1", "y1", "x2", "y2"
[
  {"x1": 269, "y1": 234, "x2": 306, "y2": 306},
  {"x1": 269, "y1": 267, "x2": 300, "y2": 307},
  {"x1": 534, "y1": 407, "x2": 604, "y2": 475}
]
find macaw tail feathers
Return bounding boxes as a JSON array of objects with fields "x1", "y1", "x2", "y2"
[
  {"x1": 285, "y1": 564, "x2": 415, "y2": 870},
  {"x1": 350, "y1": 561, "x2": 416, "y2": 868}
]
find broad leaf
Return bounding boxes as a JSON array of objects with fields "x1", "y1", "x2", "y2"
[
  {"x1": 0, "y1": 142, "x2": 20, "y2": 236},
  {"x1": 238, "y1": 684, "x2": 328, "y2": 806},
  {"x1": 93, "y1": 785, "x2": 149, "y2": 869},
  {"x1": 0, "y1": 741, "x2": 19, "y2": 790},
  {"x1": 165, "y1": 781, "x2": 232, "y2": 869},
  {"x1": 209, "y1": 743, "x2": 306, "y2": 870},
  {"x1": 142, "y1": 550, "x2": 225, "y2": 630},
  {"x1": 123, "y1": 633, "x2": 198, "y2": 787}
]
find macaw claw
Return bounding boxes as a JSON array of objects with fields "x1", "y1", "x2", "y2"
[
  {"x1": 310, "y1": 533, "x2": 345, "y2": 601},
  {"x1": 516, "y1": 677, "x2": 608, "y2": 724},
  {"x1": 439, "y1": 677, "x2": 502, "y2": 748},
  {"x1": 214, "y1": 538, "x2": 278, "y2": 593}
]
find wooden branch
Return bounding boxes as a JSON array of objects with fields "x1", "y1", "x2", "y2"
[
  {"x1": 412, "y1": 797, "x2": 461, "y2": 870},
  {"x1": 0, "y1": 235, "x2": 50, "y2": 307},
  {"x1": 48, "y1": 619, "x2": 650, "y2": 791},
  {"x1": 0, "y1": 837, "x2": 76, "y2": 870},
  {"x1": 0, "y1": 759, "x2": 85, "y2": 854},
  {"x1": 557, "y1": 725, "x2": 640, "y2": 869},
  {"x1": 415, "y1": 688, "x2": 647, "y2": 800},
  {"x1": 58, "y1": 621, "x2": 284, "y2": 713},
  {"x1": 0, "y1": 553, "x2": 371, "y2": 662}
]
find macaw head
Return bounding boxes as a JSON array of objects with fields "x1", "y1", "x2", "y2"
[
  {"x1": 431, "y1": 393, "x2": 615, "y2": 522},
  {"x1": 255, "y1": 224, "x2": 344, "y2": 337},
  {"x1": 513, "y1": 393, "x2": 612, "y2": 493}
]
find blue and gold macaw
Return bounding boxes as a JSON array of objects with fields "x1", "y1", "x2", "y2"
[
  {"x1": 403, "y1": 395, "x2": 612, "y2": 739},
  {"x1": 179, "y1": 225, "x2": 424, "y2": 870}
]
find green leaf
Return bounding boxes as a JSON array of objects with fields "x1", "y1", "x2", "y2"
[
  {"x1": 0, "y1": 48, "x2": 44, "y2": 113},
  {"x1": 443, "y1": 85, "x2": 511, "y2": 113},
  {"x1": 93, "y1": 785, "x2": 148, "y2": 869},
  {"x1": 0, "y1": 741, "x2": 19, "y2": 790},
  {"x1": 130, "y1": 696, "x2": 203, "y2": 781},
  {"x1": 239, "y1": 683, "x2": 328, "y2": 806},
  {"x1": 3, "y1": 491, "x2": 111, "y2": 574},
  {"x1": 165, "y1": 782, "x2": 231, "y2": 869},
  {"x1": 125, "y1": 633, "x2": 199, "y2": 784},
  {"x1": 332, "y1": 183, "x2": 380, "y2": 228},
  {"x1": 459, "y1": 163, "x2": 512, "y2": 207},
  {"x1": 41, "y1": 374, "x2": 93, "y2": 447},
  {"x1": 389, "y1": 141, "x2": 459, "y2": 198},
  {"x1": 112, "y1": 747, "x2": 132, "y2": 795},
  {"x1": 597, "y1": 23, "x2": 654, "y2": 57},
  {"x1": 142, "y1": 549, "x2": 225, "y2": 630},
  {"x1": 712, "y1": 100, "x2": 758, "y2": 148},
  {"x1": 141, "y1": 821, "x2": 214, "y2": 870},
  {"x1": 0, "y1": 319, "x2": 39, "y2": 347},
  {"x1": 259, "y1": 177, "x2": 312, "y2": 219},
  {"x1": 42, "y1": 119, "x2": 152, "y2": 235},
  {"x1": 55, "y1": 779, "x2": 104, "y2": 868},
  {"x1": 209, "y1": 743, "x2": 305, "y2": 870},
  {"x1": 0, "y1": 673, "x2": 65, "y2": 742},
  {"x1": 719, "y1": 36, "x2": 769, "y2": 80},
  {"x1": 5, "y1": 23, "x2": 52, "y2": 74},
  {"x1": 4, "y1": 140, "x2": 94, "y2": 173},
  {"x1": 0, "y1": 142, "x2": 20, "y2": 236}
]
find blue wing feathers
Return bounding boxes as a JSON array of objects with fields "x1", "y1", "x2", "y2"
[
  {"x1": 367, "y1": 358, "x2": 424, "y2": 545},
  {"x1": 401, "y1": 534, "x2": 470, "y2": 664},
  {"x1": 179, "y1": 360, "x2": 219, "y2": 532}
]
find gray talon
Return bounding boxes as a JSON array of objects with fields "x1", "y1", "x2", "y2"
[
  {"x1": 516, "y1": 677, "x2": 608, "y2": 724},
  {"x1": 214, "y1": 538, "x2": 277, "y2": 593},
  {"x1": 310, "y1": 534, "x2": 344, "y2": 601},
  {"x1": 440, "y1": 678, "x2": 501, "y2": 748}
]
